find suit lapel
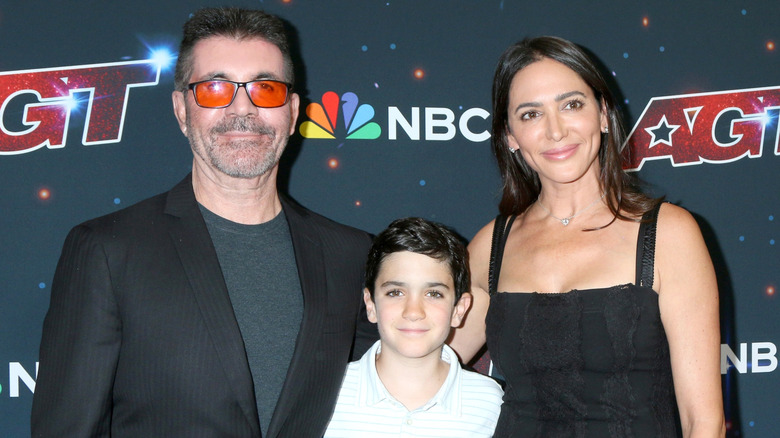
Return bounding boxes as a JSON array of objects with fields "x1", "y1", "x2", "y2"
[
  {"x1": 265, "y1": 196, "x2": 327, "y2": 437},
  {"x1": 164, "y1": 175, "x2": 262, "y2": 437}
]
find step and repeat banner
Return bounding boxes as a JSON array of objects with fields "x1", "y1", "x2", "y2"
[{"x1": 1, "y1": 1, "x2": 777, "y2": 436}]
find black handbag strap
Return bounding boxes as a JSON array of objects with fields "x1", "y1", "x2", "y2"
[{"x1": 488, "y1": 214, "x2": 516, "y2": 296}]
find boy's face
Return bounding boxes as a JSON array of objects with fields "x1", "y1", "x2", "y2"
[{"x1": 364, "y1": 251, "x2": 471, "y2": 362}]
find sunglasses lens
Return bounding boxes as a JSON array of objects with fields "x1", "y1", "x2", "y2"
[
  {"x1": 193, "y1": 81, "x2": 236, "y2": 108},
  {"x1": 247, "y1": 81, "x2": 288, "y2": 108}
]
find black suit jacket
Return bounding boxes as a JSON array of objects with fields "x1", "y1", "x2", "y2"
[{"x1": 31, "y1": 175, "x2": 376, "y2": 437}]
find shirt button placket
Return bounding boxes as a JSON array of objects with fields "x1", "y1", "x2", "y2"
[{"x1": 400, "y1": 413, "x2": 414, "y2": 437}]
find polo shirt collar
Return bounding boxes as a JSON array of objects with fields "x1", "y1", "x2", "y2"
[{"x1": 356, "y1": 341, "x2": 463, "y2": 416}]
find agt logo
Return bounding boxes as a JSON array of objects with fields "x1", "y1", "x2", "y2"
[
  {"x1": 624, "y1": 86, "x2": 780, "y2": 171},
  {"x1": 0, "y1": 58, "x2": 164, "y2": 155},
  {"x1": 299, "y1": 91, "x2": 490, "y2": 142}
]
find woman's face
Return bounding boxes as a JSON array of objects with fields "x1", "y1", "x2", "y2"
[{"x1": 505, "y1": 57, "x2": 607, "y2": 188}]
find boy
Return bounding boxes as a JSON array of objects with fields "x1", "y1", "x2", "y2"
[{"x1": 324, "y1": 217, "x2": 503, "y2": 437}]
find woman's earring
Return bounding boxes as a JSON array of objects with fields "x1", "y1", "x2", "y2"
[
  {"x1": 509, "y1": 147, "x2": 517, "y2": 154},
  {"x1": 603, "y1": 127, "x2": 609, "y2": 134}
]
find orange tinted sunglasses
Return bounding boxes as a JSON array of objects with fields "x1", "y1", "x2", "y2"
[{"x1": 187, "y1": 79, "x2": 292, "y2": 108}]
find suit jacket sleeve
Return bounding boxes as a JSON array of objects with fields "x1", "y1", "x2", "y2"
[{"x1": 31, "y1": 224, "x2": 120, "y2": 437}]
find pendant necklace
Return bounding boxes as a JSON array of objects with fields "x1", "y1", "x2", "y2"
[{"x1": 537, "y1": 193, "x2": 606, "y2": 226}]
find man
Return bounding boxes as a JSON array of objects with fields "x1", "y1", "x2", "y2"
[{"x1": 31, "y1": 7, "x2": 375, "y2": 438}]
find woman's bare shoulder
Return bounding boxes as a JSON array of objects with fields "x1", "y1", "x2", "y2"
[
  {"x1": 656, "y1": 202, "x2": 704, "y2": 242},
  {"x1": 469, "y1": 219, "x2": 498, "y2": 254}
]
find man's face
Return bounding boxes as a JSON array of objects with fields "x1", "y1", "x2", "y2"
[{"x1": 172, "y1": 36, "x2": 299, "y2": 179}]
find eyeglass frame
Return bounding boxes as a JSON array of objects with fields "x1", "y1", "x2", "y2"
[{"x1": 186, "y1": 79, "x2": 293, "y2": 109}]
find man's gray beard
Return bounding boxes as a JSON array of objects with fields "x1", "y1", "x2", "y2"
[{"x1": 189, "y1": 116, "x2": 288, "y2": 179}]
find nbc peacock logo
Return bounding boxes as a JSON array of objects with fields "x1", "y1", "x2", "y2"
[{"x1": 299, "y1": 91, "x2": 381, "y2": 140}]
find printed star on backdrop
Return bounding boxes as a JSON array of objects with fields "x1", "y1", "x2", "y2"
[{"x1": 645, "y1": 115, "x2": 680, "y2": 148}]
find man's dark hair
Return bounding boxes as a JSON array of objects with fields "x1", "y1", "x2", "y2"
[
  {"x1": 364, "y1": 217, "x2": 469, "y2": 302},
  {"x1": 173, "y1": 7, "x2": 294, "y2": 92}
]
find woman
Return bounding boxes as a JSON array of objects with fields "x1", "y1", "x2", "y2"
[{"x1": 450, "y1": 37, "x2": 724, "y2": 437}]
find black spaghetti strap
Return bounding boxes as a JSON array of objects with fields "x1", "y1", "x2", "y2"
[
  {"x1": 487, "y1": 215, "x2": 506, "y2": 296},
  {"x1": 488, "y1": 214, "x2": 516, "y2": 296},
  {"x1": 635, "y1": 203, "x2": 662, "y2": 288}
]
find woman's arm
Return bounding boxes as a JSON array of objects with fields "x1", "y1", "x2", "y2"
[
  {"x1": 655, "y1": 203, "x2": 725, "y2": 437},
  {"x1": 448, "y1": 220, "x2": 494, "y2": 364}
]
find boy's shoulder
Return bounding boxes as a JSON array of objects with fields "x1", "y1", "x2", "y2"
[
  {"x1": 442, "y1": 344, "x2": 503, "y2": 405},
  {"x1": 458, "y1": 367, "x2": 504, "y2": 399},
  {"x1": 335, "y1": 342, "x2": 379, "y2": 397}
]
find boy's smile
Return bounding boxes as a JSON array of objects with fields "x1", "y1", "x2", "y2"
[{"x1": 365, "y1": 251, "x2": 470, "y2": 363}]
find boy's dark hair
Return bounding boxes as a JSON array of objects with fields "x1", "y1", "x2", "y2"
[
  {"x1": 174, "y1": 7, "x2": 294, "y2": 92},
  {"x1": 364, "y1": 217, "x2": 470, "y2": 301}
]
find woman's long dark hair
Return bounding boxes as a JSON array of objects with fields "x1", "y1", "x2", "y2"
[{"x1": 491, "y1": 36, "x2": 661, "y2": 223}]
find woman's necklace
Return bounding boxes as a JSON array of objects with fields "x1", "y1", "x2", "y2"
[{"x1": 537, "y1": 193, "x2": 606, "y2": 226}]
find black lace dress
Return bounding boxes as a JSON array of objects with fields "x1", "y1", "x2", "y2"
[{"x1": 485, "y1": 205, "x2": 680, "y2": 437}]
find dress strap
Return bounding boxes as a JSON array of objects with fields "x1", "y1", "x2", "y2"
[
  {"x1": 635, "y1": 203, "x2": 662, "y2": 288},
  {"x1": 488, "y1": 214, "x2": 516, "y2": 296}
]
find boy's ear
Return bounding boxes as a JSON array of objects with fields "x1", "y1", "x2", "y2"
[
  {"x1": 450, "y1": 292, "x2": 473, "y2": 328},
  {"x1": 363, "y1": 289, "x2": 377, "y2": 323}
]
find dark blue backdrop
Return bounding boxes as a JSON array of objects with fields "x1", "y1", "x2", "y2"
[{"x1": 1, "y1": 1, "x2": 777, "y2": 436}]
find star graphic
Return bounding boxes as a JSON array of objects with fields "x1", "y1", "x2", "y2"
[{"x1": 645, "y1": 115, "x2": 681, "y2": 148}]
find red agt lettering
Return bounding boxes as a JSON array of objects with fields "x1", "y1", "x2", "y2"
[
  {"x1": 624, "y1": 86, "x2": 780, "y2": 171},
  {"x1": 0, "y1": 60, "x2": 160, "y2": 155}
]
